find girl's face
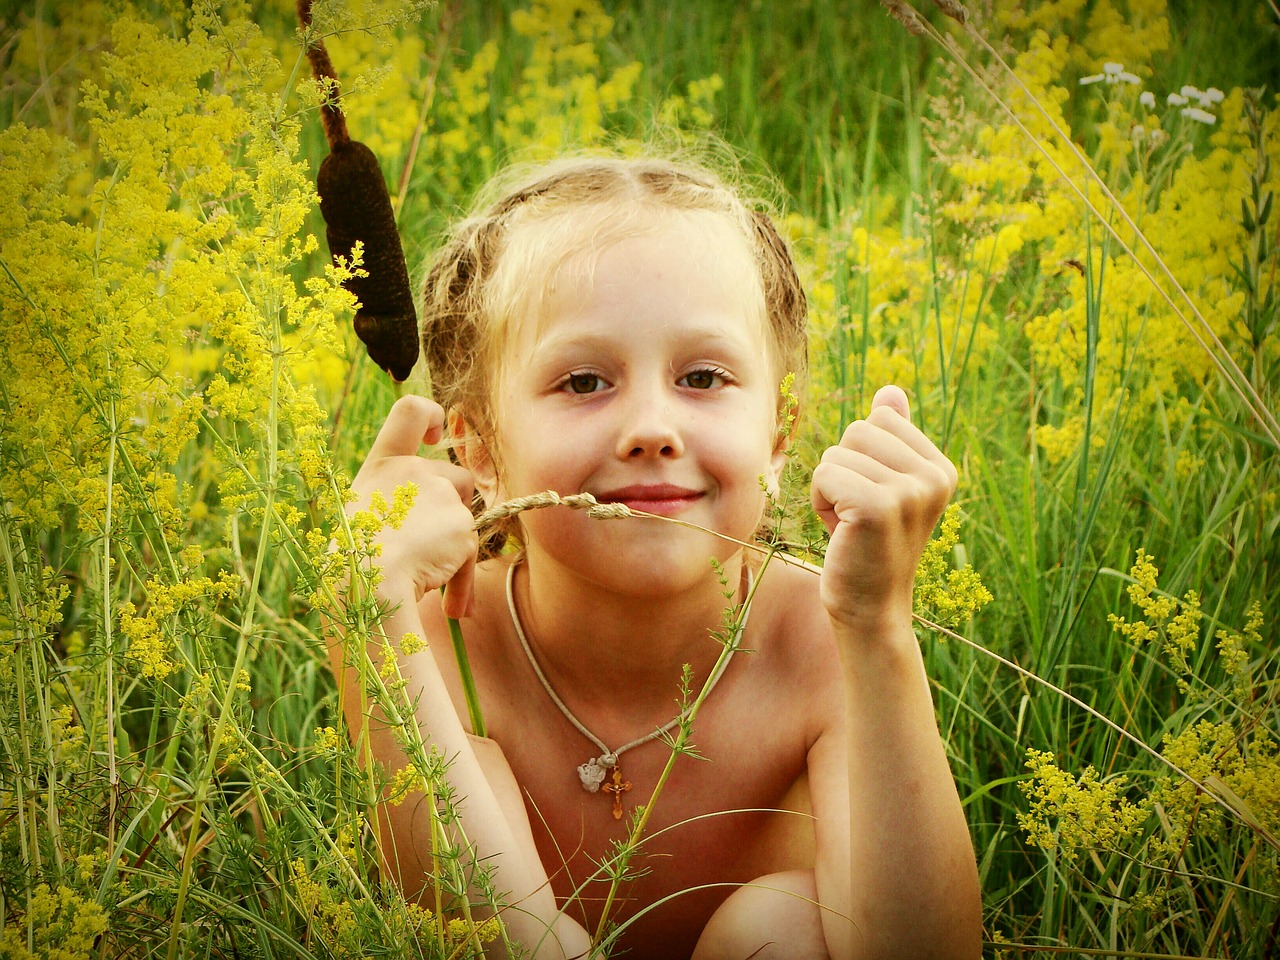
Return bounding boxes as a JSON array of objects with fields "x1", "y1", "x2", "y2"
[{"x1": 480, "y1": 212, "x2": 786, "y2": 595}]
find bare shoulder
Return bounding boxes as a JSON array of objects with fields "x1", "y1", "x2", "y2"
[
  {"x1": 752, "y1": 557, "x2": 835, "y2": 663},
  {"x1": 751, "y1": 558, "x2": 849, "y2": 838},
  {"x1": 748, "y1": 556, "x2": 843, "y2": 744}
]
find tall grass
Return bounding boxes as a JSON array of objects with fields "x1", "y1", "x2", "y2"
[{"x1": 1, "y1": 0, "x2": 1277, "y2": 956}]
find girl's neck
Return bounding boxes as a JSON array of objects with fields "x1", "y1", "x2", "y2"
[{"x1": 511, "y1": 547, "x2": 747, "y2": 716}]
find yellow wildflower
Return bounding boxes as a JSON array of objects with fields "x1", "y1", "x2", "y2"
[
  {"x1": 914, "y1": 506, "x2": 994, "y2": 630},
  {"x1": 1018, "y1": 750, "x2": 1150, "y2": 861}
]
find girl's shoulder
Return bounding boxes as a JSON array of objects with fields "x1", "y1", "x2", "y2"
[
  {"x1": 749, "y1": 556, "x2": 839, "y2": 673},
  {"x1": 742, "y1": 556, "x2": 843, "y2": 748},
  {"x1": 753, "y1": 553, "x2": 828, "y2": 628}
]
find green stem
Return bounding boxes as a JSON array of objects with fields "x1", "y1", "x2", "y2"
[
  {"x1": 102, "y1": 378, "x2": 119, "y2": 856},
  {"x1": 1, "y1": 521, "x2": 39, "y2": 952},
  {"x1": 446, "y1": 605, "x2": 486, "y2": 738},
  {"x1": 323, "y1": 510, "x2": 502, "y2": 944}
]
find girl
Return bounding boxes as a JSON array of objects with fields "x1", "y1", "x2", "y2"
[{"x1": 332, "y1": 155, "x2": 981, "y2": 959}]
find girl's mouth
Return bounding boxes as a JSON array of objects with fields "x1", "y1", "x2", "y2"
[{"x1": 596, "y1": 484, "x2": 704, "y2": 516}]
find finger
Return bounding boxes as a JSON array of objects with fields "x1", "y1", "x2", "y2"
[
  {"x1": 368, "y1": 395, "x2": 447, "y2": 461},
  {"x1": 845, "y1": 426, "x2": 957, "y2": 502},
  {"x1": 869, "y1": 384, "x2": 910, "y2": 420},
  {"x1": 821, "y1": 443, "x2": 903, "y2": 484},
  {"x1": 837, "y1": 418, "x2": 936, "y2": 477},
  {"x1": 438, "y1": 462, "x2": 476, "y2": 512},
  {"x1": 810, "y1": 460, "x2": 892, "y2": 531},
  {"x1": 813, "y1": 450, "x2": 935, "y2": 518},
  {"x1": 860, "y1": 407, "x2": 958, "y2": 489},
  {"x1": 441, "y1": 552, "x2": 476, "y2": 620}
]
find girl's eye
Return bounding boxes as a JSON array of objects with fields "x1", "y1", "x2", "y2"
[
  {"x1": 564, "y1": 372, "x2": 606, "y2": 394},
  {"x1": 680, "y1": 368, "x2": 727, "y2": 390}
]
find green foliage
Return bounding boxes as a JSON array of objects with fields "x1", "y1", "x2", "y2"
[{"x1": 1, "y1": 0, "x2": 1277, "y2": 956}]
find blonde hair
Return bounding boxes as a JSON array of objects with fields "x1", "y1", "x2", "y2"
[{"x1": 420, "y1": 153, "x2": 808, "y2": 551}]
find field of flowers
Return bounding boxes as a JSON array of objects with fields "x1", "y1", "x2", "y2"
[{"x1": 1, "y1": 0, "x2": 1277, "y2": 956}]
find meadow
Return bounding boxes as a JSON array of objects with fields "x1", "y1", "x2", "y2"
[{"x1": 1, "y1": 0, "x2": 1278, "y2": 956}]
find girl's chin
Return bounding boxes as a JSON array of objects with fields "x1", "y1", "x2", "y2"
[{"x1": 530, "y1": 529, "x2": 744, "y2": 588}]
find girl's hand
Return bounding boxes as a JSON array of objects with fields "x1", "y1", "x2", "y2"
[
  {"x1": 349, "y1": 395, "x2": 479, "y2": 618},
  {"x1": 810, "y1": 385, "x2": 957, "y2": 634}
]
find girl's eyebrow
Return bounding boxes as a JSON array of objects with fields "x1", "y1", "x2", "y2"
[
  {"x1": 528, "y1": 331, "x2": 617, "y2": 355},
  {"x1": 532, "y1": 322, "x2": 757, "y2": 356}
]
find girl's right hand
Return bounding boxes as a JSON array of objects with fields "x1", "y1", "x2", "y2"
[{"x1": 348, "y1": 395, "x2": 479, "y2": 618}]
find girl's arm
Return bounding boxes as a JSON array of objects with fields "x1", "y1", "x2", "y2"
[
  {"x1": 808, "y1": 385, "x2": 982, "y2": 960},
  {"x1": 329, "y1": 395, "x2": 590, "y2": 959}
]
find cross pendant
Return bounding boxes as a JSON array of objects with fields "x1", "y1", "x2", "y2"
[{"x1": 601, "y1": 766, "x2": 632, "y2": 820}]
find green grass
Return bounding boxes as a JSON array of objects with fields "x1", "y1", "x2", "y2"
[{"x1": 1, "y1": 0, "x2": 1278, "y2": 956}]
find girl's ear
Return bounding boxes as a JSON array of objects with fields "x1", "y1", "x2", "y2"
[
  {"x1": 766, "y1": 444, "x2": 789, "y2": 497},
  {"x1": 448, "y1": 409, "x2": 500, "y2": 506}
]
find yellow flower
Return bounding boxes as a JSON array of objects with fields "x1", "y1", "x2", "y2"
[
  {"x1": 1017, "y1": 750, "x2": 1150, "y2": 861},
  {"x1": 3, "y1": 884, "x2": 109, "y2": 960},
  {"x1": 914, "y1": 506, "x2": 994, "y2": 630},
  {"x1": 314, "y1": 726, "x2": 344, "y2": 756},
  {"x1": 385, "y1": 765, "x2": 421, "y2": 806},
  {"x1": 399, "y1": 631, "x2": 428, "y2": 655}
]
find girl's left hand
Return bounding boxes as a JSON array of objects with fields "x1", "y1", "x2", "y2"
[{"x1": 810, "y1": 385, "x2": 958, "y2": 634}]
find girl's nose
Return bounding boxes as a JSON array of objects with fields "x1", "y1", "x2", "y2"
[{"x1": 616, "y1": 387, "x2": 684, "y2": 460}]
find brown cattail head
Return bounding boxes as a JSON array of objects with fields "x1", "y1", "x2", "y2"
[
  {"x1": 317, "y1": 141, "x2": 419, "y2": 382},
  {"x1": 299, "y1": 0, "x2": 419, "y2": 382}
]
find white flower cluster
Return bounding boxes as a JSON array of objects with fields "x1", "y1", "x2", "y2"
[
  {"x1": 1166, "y1": 84, "x2": 1224, "y2": 125},
  {"x1": 1079, "y1": 61, "x2": 1142, "y2": 86},
  {"x1": 1079, "y1": 62, "x2": 1225, "y2": 127}
]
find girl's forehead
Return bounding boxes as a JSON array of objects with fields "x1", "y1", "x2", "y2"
[{"x1": 505, "y1": 209, "x2": 766, "y2": 342}]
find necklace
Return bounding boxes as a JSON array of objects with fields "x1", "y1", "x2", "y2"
[{"x1": 505, "y1": 560, "x2": 753, "y2": 819}]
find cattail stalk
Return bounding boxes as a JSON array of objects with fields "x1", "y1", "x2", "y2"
[{"x1": 297, "y1": 0, "x2": 420, "y2": 382}]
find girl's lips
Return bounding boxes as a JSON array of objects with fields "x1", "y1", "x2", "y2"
[{"x1": 597, "y1": 484, "x2": 704, "y2": 515}]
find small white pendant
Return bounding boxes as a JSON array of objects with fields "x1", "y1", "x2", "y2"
[{"x1": 577, "y1": 753, "x2": 615, "y2": 792}]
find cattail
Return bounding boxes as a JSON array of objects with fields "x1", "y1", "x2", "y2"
[{"x1": 298, "y1": 0, "x2": 419, "y2": 382}]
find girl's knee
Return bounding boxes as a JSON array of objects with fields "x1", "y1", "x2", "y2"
[{"x1": 692, "y1": 869, "x2": 830, "y2": 960}]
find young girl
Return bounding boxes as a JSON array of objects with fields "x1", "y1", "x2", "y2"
[{"x1": 331, "y1": 155, "x2": 982, "y2": 959}]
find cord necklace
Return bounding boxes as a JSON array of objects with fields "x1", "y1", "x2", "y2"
[{"x1": 505, "y1": 559, "x2": 752, "y2": 818}]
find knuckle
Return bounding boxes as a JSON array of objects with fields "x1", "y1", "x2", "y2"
[
  {"x1": 441, "y1": 461, "x2": 476, "y2": 491},
  {"x1": 438, "y1": 519, "x2": 471, "y2": 546},
  {"x1": 923, "y1": 460, "x2": 951, "y2": 493},
  {"x1": 866, "y1": 406, "x2": 894, "y2": 427},
  {"x1": 395, "y1": 394, "x2": 441, "y2": 419},
  {"x1": 424, "y1": 474, "x2": 467, "y2": 510},
  {"x1": 818, "y1": 447, "x2": 844, "y2": 468},
  {"x1": 839, "y1": 419, "x2": 868, "y2": 447},
  {"x1": 451, "y1": 500, "x2": 478, "y2": 530},
  {"x1": 446, "y1": 531, "x2": 480, "y2": 569},
  {"x1": 928, "y1": 460, "x2": 958, "y2": 502}
]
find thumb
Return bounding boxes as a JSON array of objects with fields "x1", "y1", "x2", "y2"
[
  {"x1": 870, "y1": 384, "x2": 911, "y2": 420},
  {"x1": 367, "y1": 395, "x2": 446, "y2": 460}
]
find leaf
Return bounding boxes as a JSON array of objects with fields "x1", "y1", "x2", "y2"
[{"x1": 1241, "y1": 196, "x2": 1255, "y2": 234}]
